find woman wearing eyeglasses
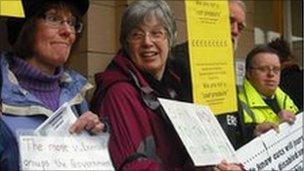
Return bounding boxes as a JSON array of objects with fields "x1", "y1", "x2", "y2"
[
  {"x1": 91, "y1": 1, "x2": 242, "y2": 170},
  {"x1": 0, "y1": 0, "x2": 105, "y2": 170}
]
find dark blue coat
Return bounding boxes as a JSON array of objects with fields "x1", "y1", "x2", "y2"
[{"x1": 0, "y1": 119, "x2": 19, "y2": 171}]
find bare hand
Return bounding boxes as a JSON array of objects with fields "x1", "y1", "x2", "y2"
[
  {"x1": 69, "y1": 111, "x2": 104, "y2": 134},
  {"x1": 214, "y1": 160, "x2": 243, "y2": 171},
  {"x1": 278, "y1": 110, "x2": 295, "y2": 124},
  {"x1": 254, "y1": 122, "x2": 279, "y2": 136}
]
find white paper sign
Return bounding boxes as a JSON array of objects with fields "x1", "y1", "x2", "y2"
[
  {"x1": 19, "y1": 134, "x2": 114, "y2": 171},
  {"x1": 158, "y1": 98, "x2": 236, "y2": 166},
  {"x1": 35, "y1": 103, "x2": 78, "y2": 136},
  {"x1": 235, "y1": 136, "x2": 271, "y2": 170},
  {"x1": 19, "y1": 103, "x2": 114, "y2": 171},
  {"x1": 236, "y1": 112, "x2": 304, "y2": 171}
]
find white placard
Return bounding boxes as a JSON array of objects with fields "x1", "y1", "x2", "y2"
[
  {"x1": 158, "y1": 98, "x2": 236, "y2": 166},
  {"x1": 19, "y1": 134, "x2": 114, "y2": 171},
  {"x1": 35, "y1": 103, "x2": 78, "y2": 136},
  {"x1": 19, "y1": 103, "x2": 114, "y2": 171},
  {"x1": 236, "y1": 112, "x2": 304, "y2": 171},
  {"x1": 235, "y1": 136, "x2": 271, "y2": 170}
]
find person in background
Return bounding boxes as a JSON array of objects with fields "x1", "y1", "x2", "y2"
[
  {"x1": 91, "y1": 0, "x2": 243, "y2": 170},
  {"x1": 229, "y1": 0, "x2": 246, "y2": 50},
  {"x1": 0, "y1": 0, "x2": 105, "y2": 170},
  {"x1": 238, "y1": 45, "x2": 298, "y2": 142},
  {"x1": 267, "y1": 37, "x2": 303, "y2": 111},
  {"x1": 170, "y1": 0, "x2": 247, "y2": 149}
]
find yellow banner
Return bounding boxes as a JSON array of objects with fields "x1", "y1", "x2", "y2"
[
  {"x1": 185, "y1": 1, "x2": 237, "y2": 115},
  {"x1": 0, "y1": 0, "x2": 24, "y2": 18}
]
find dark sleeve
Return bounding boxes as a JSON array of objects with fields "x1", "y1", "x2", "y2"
[
  {"x1": 0, "y1": 119, "x2": 20, "y2": 171},
  {"x1": 238, "y1": 111, "x2": 257, "y2": 146},
  {"x1": 240, "y1": 123, "x2": 256, "y2": 145},
  {"x1": 99, "y1": 82, "x2": 163, "y2": 171},
  {"x1": 0, "y1": 57, "x2": 19, "y2": 170},
  {"x1": 280, "y1": 69, "x2": 303, "y2": 111},
  {"x1": 170, "y1": 42, "x2": 193, "y2": 102},
  {"x1": 90, "y1": 78, "x2": 104, "y2": 114},
  {"x1": 0, "y1": 64, "x2": 2, "y2": 105},
  {"x1": 236, "y1": 97, "x2": 257, "y2": 147}
]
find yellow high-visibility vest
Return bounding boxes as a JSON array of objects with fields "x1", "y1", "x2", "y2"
[{"x1": 238, "y1": 79, "x2": 298, "y2": 124}]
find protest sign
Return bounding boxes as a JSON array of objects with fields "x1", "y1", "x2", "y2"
[
  {"x1": 19, "y1": 103, "x2": 114, "y2": 171},
  {"x1": 35, "y1": 103, "x2": 78, "y2": 136},
  {"x1": 185, "y1": 1, "x2": 237, "y2": 114},
  {"x1": 158, "y1": 98, "x2": 303, "y2": 168},
  {"x1": 236, "y1": 112, "x2": 303, "y2": 171},
  {"x1": 158, "y1": 98, "x2": 236, "y2": 166},
  {"x1": 19, "y1": 134, "x2": 114, "y2": 171}
]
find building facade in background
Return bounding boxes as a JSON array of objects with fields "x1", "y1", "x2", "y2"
[{"x1": 0, "y1": 0, "x2": 302, "y2": 98}]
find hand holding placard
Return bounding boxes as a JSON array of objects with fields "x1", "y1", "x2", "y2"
[
  {"x1": 19, "y1": 134, "x2": 113, "y2": 170},
  {"x1": 236, "y1": 112, "x2": 303, "y2": 170},
  {"x1": 19, "y1": 103, "x2": 114, "y2": 171}
]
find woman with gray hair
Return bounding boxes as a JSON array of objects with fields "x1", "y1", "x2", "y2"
[
  {"x1": 91, "y1": 0, "x2": 185, "y2": 169},
  {"x1": 91, "y1": 0, "x2": 242, "y2": 170}
]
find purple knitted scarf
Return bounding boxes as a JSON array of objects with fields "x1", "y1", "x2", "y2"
[{"x1": 11, "y1": 56, "x2": 63, "y2": 111}]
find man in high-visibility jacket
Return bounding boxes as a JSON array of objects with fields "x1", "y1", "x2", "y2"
[{"x1": 238, "y1": 45, "x2": 298, "y2": 143}]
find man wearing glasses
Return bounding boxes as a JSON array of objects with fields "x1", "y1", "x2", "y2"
[{"x1": 238, "y1": 45, "x2": 298, "y2": 143}]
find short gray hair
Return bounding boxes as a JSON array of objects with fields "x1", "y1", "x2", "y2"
[
  {"x1": 229, "y1": 0, "x2": 246, "y2": 13},
  {"x1": 119, "y1": 0, "x2": 177, "y2": 55}
]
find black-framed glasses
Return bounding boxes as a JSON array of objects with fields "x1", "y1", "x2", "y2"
[
  {"x1": 42, "y1": 12, "x2": 83, "y2": 34},
  {"x1": 250, "y1": 66, "x2": 281, "y2": 75}
]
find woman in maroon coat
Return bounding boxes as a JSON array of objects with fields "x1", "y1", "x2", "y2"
[{"x1": 91, "y1": 0, "x2": 243, "y2": 170}]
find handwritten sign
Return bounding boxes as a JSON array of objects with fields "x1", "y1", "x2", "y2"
[
  {"x1": 0, "y1": 0, "x2": 24, "y2": 17},
  {"x1": 158, "y1": 98, "x2": 236, "y2": 166},
  {"x1": 19, "y1": 134, "x2": 114, "y2": 171},
  {"x1": 185, "y1": 1, "x2": 237, "y2": 114},
  {"x1": 236, "y1": 112, "x2": 304, "y2": 171},
  {"x1": 19, "y1": 103, "x2": 114, "y2": 170}
]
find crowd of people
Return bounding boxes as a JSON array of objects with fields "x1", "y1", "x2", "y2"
[{"x1": 0, "y1": 0, "x2": 302, "y2": 171}]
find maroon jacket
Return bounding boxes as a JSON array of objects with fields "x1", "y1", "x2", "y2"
[{"x1": 91, "y1": 52, "x2": 193, "y2": 170}]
